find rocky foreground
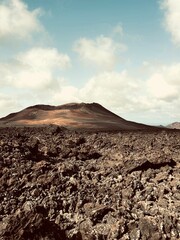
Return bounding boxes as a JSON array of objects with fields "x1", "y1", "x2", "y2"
[{"x1": 0, "y1": 126, "x2": 180, "y2": 240}]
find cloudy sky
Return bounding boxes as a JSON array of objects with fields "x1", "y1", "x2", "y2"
[{"x1": 0, "y1": 0, "x2": 180, "y2": 125}]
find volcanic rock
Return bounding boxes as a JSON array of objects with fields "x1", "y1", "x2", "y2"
[{"x1": 0, "y1": 126, "x2": 179, "y2": 239}]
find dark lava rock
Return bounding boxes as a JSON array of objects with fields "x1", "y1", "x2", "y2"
[{"x1": 0, "y1": 127, "x2": 180, "y2": 239}]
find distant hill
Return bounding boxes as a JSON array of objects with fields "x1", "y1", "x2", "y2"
[
  {"x1": 167, "y1": 122, "x2": 180, "y2": 129},
  {"x1": 0, "y1": 102, "x2": 156, "y2": 131}
]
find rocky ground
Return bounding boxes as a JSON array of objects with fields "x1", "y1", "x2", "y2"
[{"x1": 0, "y1": 126, "x2": 180, "y2": 240}]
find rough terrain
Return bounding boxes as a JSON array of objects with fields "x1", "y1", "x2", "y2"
[{"x1": 0, "y1": 126, "x2": 180, "y2": 239}]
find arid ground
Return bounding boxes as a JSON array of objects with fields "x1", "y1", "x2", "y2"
[{"x1": 0, "y1": 125, "x2": 179, "y2": 240}]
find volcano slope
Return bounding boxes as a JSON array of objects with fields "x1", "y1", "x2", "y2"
[
  {"x1": 0, "y1": 125, "x2": 180, "y2": 240},
  {"x1": 0, "y1": 103, "x2": 154, "y2": 131}
]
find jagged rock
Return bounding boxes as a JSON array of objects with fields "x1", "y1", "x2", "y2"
[
  {"x1": 0, "y1": 127, "x2": 179, "y2": 239},
  {"x1": 0, "y1": 207, "x2": 66, "y2": 240}
]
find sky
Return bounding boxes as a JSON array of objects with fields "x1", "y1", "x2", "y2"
[{"x1": 0, "y1": 0, "x2": 180, "y2": 125}]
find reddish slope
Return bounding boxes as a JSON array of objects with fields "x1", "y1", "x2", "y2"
[
  {"x1": 0, "y1": 102, "x2": 154, "y2": 130},
  {"x1": 167, "y1": 122, "x2": 180, "y2": 129}
]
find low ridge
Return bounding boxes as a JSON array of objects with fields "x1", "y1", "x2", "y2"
[{"x1": 167, "y1": 122, "x2": 180, "y2": 129}]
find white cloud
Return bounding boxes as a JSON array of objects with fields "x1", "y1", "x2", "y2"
[
  {"x1": 147, "y1": 63, "x2": 180, "y2": 101},
  {"x1": 74, "y1": 35, "x2": 127, "y2": 70},
  {"x1": 0, "y1": 47, "x2": 71, "y2": 90},
  {"x1": 113, "y1": 23, "x2": 124, "y2": 36},
  {"x1": 147, "y1": 74, "x2": 177, "y2": 100},
  {"x1": 17, "y1": 47, "x2": 71, "y2": 71},
  {"x1": 0, "y1": 0, "x2": 43, "y2": 41},
  {"x1": 0, "y1": 93, "x2": 20, "y2": 117},
  {"x1": 0, "y1": 93, "x2": 15, "y2": 108},
  {"x1": 161, "y1": 0, "x2": 180, "y2": 45},
  {"x1": 79, "y1": 71, "x2": 138, "y2": 108},
  {"x1": 52, "y1": 71, "x2": 148, "y2": 112},
  {"x1": 53, "y1": 86, "x2": 80, "y2": 104}
]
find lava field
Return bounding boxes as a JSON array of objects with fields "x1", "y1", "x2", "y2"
[{"x1": 0, "y1": 126, "x2": 180, "y2": 239}]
